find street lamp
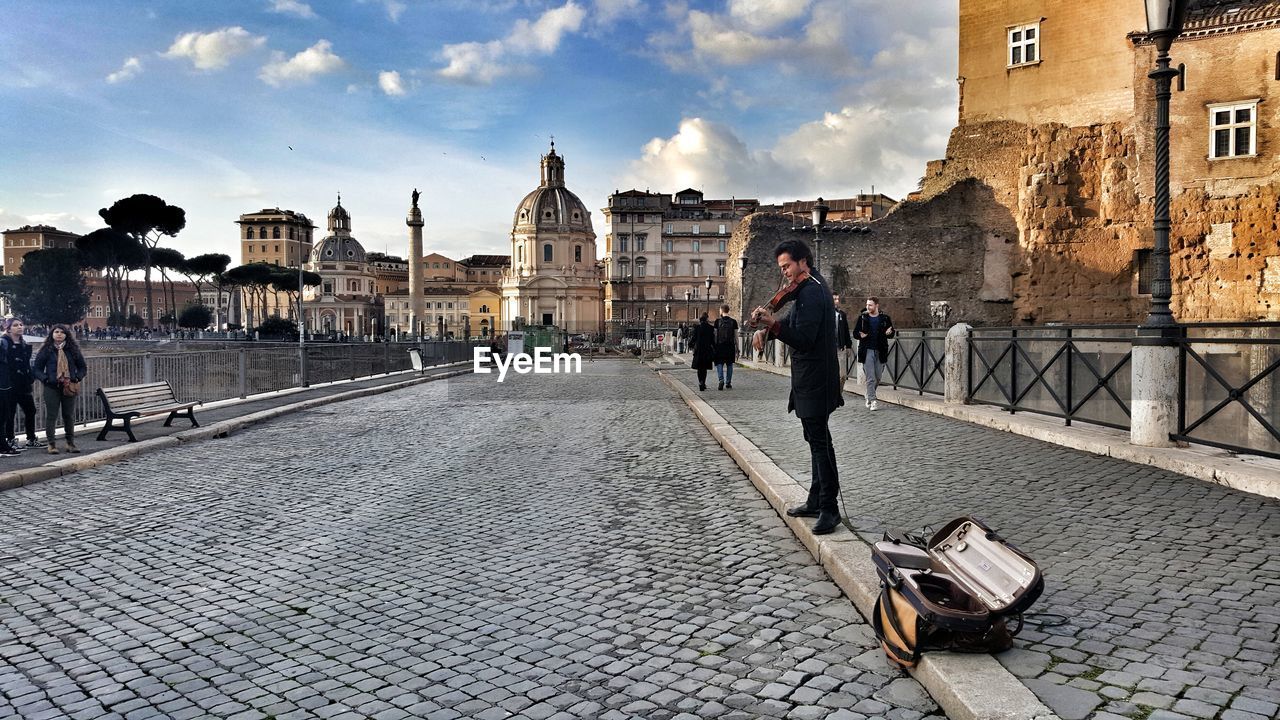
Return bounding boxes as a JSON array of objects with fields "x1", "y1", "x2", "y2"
[
  {"x1": 812, "y1": 197, "x2": 829, "y2": 274},
  {"x1": 297, "y1": 243, "x2": 309, "y2": 386},
  {"x1": 704, "y1": 275, "x2": 713, "y2": 319},
  {"x1": 685, "y1": 289, "x2": 692, "y2": 323},
  {"x1": 1142, "y1": 0, "x2": 1186, "y2": 333}
]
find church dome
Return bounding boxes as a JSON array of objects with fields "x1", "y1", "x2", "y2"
[
  {"x1": 512, "y1": 142, "x2": 593, "y2": 231},
  {"x1": 311, "y1": 193, "x2": 367, "y2": 263}
]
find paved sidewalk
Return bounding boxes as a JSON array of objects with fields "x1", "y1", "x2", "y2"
[
  {"x1": 0, "y1": 365, "x2": 466, "y2": 489},
  {"x1": 682, "y1": 364, "x2": 1280, "y2": 720}
]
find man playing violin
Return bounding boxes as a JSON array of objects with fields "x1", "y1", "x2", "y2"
[{"x1": 750, "y1": 239, "x2": 845, "y2": 535}]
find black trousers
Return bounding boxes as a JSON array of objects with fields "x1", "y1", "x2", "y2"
[
  {"x1": 4, "y1": 390, "x2": 36, "y2": 441},
  {"x1": 800, "y1": 413, "x2": 840, "y2": 513},
  {"x1": 697, "y1": 368, "x2": 708, "y2": 387}
]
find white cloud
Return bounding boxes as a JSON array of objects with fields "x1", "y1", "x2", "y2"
[
  {"x1": 259, "y1": 40, "x2": 346, "y2": 87},
  {"x1": 106, "y1": 57, "x2": 143, "y2": 84},
  {"x1": 686, "y1": 10, "x2": 793, "y2": 65},
  {"x1": 358, "y1": 0, "x2": 407, "y2": 22},
  {"x1": 621, "y1": 106, "x2": 952, "y2": 204},
  {"x1": 437, "y1": 1, "x2": 585, "y2": 84},
  {"x1": 378, "y1": 70, "x2": 406, "y2": 96},
  {"x1": 593, "y1": 0, "x2": 641, "y2": 24},
  {"x1": 267, "y1": 0, "x2": 317, "y2": 19},
  {"x1": 0, "y1": 209, "x2": 96, "y2": 236},
  {"x1": 727, "y1": 0, "x2": 810, "y2": 31},
  {"x1": 163, "y1": 27, "x2": 266, "y2": 70}
]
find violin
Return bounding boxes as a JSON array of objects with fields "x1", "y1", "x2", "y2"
[{"x1": 750, "y1": 270, "x2": 811, "y2": 328}]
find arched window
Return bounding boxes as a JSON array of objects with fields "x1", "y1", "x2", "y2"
[
  {"x1": 575, "y1": 245, "x2": 582, "y2": 263},
  {"x1": 246, "y1": 227, "x2": 255, "y2": 239},
  {"x1": 273, "y1": 227, "x2": 281, "y2": 239},
  {"x1": 618, "y1": 259, "x2": 630, "y2": 278},
  {"x1": 543, "y1": 244, "x2": 552, "y2": 262},
  {"x1": 635, "y1": 258, "x2": 647, "y2": 278},
  {"x1": 259, "y1": 226, "x2": 267, "y2": 238}
]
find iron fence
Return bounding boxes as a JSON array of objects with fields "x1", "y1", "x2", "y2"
[
  {"x1": 967, "y1": 326, "x2": 1134, "y2": 431},
  {"x1": 22, "y1": 341, "x2": 479, "y2": 438},
  {"x1": 885, "y1": 329, "x2": 947, "y2": 396},
  {"x1": 1174, "y1": 323, "x2": 1280, "y2": 459}
]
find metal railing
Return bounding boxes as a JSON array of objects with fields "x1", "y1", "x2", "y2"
[
  {"x1": 967, "y1": 326, "x2": 1135, "y2": 431},
  {"x1": 886, "y1": 329, "x2": 947, "y2": 396},
  {"x1": 22, "y1": 341, "x2": 479, "y2": 437},
  {"x1": 1175, "y1": 323, "x2": 1280, "y2": 459}
]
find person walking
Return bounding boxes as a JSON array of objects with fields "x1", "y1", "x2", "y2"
[
  {"x1": 690, "y1": 312, "x2": 715, "y2": 391},
  {"x1": 834, "y1": 295, "x2": 853, "y2": 387},
  {"x1": 0, "y1": 323, "x2": 19, "y2": 457},
  {"x1": 32, "y1": 324, "x2": 87, "y2": 454},
  {"x1": 750, "y1": 239, "x2": 844, "y2": 534},
  {"x1": 2, "y1": 319, "x2": 42, "y2": 450},
  {"x1": 853, "y1": 296, "x2": 895, "y2": 411},
  {"x1": 712, "y1": 304, "x2": 738, "y2": 390}
]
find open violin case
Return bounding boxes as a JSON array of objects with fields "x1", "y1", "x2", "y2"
[{"x1": 870, "y1": 516, "x2": 1044, "y2": 668}]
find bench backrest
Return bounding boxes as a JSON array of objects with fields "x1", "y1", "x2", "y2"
[{"x1": 98, "y1": 381, "x2": 180, "y2": 412}]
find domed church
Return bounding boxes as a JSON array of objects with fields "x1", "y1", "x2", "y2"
[
  {"x1": 500, "y1": 142, "x2": 603, "y2": 334},
  {"x1": 303, "y1": 195, "x2": 383, "y2": 337}
]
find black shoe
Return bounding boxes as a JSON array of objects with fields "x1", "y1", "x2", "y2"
[
  {"x1": 25, "y1": 438, "x2": 46, "y2": 448},
  {"x1": 786, "y1": 504, "x2": 820, "y2": 518},
  {"x1": 0, "y1": 444, "x2": 18, "y2": 457},
  {"x1": 725, "y1": 383, "x2": 732, "y2": 389},
  {"x1": 813, "y1": 511, "x2": 842, "y2": 535},
  {"x1": 718, "y1": 381, "x2": 724, "y2": 390},
  {"x1": 699, "y1": 384, "x2": 706, "y2": 391}
]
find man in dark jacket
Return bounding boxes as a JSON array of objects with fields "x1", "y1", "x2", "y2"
[
  {"x1": 750, "y1": 239, "x2": 844, "y2": 534},
  {"x1": 834, "y1": 295, "x2": 853, "y2": 386},
  {"x1": 853, "y1": 296, "x2": 895, "y2": 411}
]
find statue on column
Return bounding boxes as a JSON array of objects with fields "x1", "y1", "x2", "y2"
[{"x1": 411, "y1": 188, "x2": 420, "y2": 208}]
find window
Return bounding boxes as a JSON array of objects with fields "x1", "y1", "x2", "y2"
[
  {"x1": 692, "y1": 224, "x2": 701, "y2": 235},
  {"x1": 635, "y1": 259, "x2": 647, "y2": 277},
  {"x1": 543, "y1": 244, "x2": 553, "y2": 262},
  {"x1": 617, "y1": 234, "x2": 629, "y2": 252},
  {"x1": 444, "y1": 263, "x2": 450, "y2": 268},
  {"x1": 246, "y1": 228, "x2": 255, "y2": 239},
  {"x1": 575, "y1": 245, "x2": 582, "y2": 263},
  {"x1": 273, "y1": 227, "x2": 281, "y2": 239},
  {"x1": 665, "y1": 223, "x2": 674, "y2": 233},
  {"x1": 665, "y1": 239, "x2": 673, "y2": 252},
  {"x1": 323, "y1": 282, "x2": 333, "y2": 294},
  {"x1": 1008, "y1": 22, "x2": 1039, "y2": 67},
  {"x1": 717, "y1": 261, "x2": 726, "y2": 277},
  {"x1": 259, "y1": 226, "x2": 267, "y2": 238},
  {"x1": 664, "y1": 261, "x2": 675, "y2": 277},
  {"x1": 447, "y1": 303, "x2": 453, "y2": 309},
  {"x1": 691, "y1": 260, "x2": 703, "y2": 277},
  {"x1": 635, "y1": 235, "x2": 646, "y2": 252},
  {"x1": 618, "y1": 259, "x2": 630, "y2": 277},
  {"x1": 1135, "y1": 249, "x2": 1154, "y2": 295},
  {"x1": 719, "y1": 240, "x2": 727, "y2": 253},
  {"x1": 1209, "y1": 101, "x2": 1258, "y2": 159},
  {"x1": 692, "y1": 239, "x2": 701, "y2": 252},
  {"x1": 719, "y1": 224, "x2": 727, "y2": 234}
]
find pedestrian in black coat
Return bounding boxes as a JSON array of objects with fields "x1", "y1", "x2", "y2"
[
  {"x1": 852, "y1": 297, "x2": 895, "y2": 410},
  {"x1": 712, "y1": 304, "x2": 738, "y2": 390},
  {"x1": 750, "y1": 239, "x2": 844, "y2": 534},
  {"x1": 1, "y1": 319, "x2": 40, "y2": 450},
  {"x1": 690, "y1": 313, "x2": 715, "y2": 390},
  {"x1": 32, "y1": 324, "x2": 87, "y2": 454}
]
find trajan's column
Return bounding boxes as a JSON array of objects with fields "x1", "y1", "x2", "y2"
[{"x1": 406, "y1": 188, "x2": 426, "y2": 338}]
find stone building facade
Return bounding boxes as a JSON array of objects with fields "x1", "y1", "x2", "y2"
[
  {"x1": 236, "y1": 208, "x2": 316, "y2": 321},
  {"x1": 302, "y1": 197, "x2": 383, "y2": 337},
  {"x1": 500, "y1": 143, "x2": 603, "y2": 334}
]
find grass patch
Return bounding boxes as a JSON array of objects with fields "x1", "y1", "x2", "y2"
[{"x1": 1078, "y1": 666, "x2": 1104, "y2": 681}]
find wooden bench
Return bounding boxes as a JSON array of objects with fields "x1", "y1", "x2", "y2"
[{"x1": 96, "y1": 381, "x2": 202, "y2": 442}]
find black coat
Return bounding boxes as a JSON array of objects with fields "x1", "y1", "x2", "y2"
[
  {"x1": 1, "y1": 337, "x2": 34, "y2": 394},
  {"x1": 853, "y1": 311, "x2": 895, "y2": 363},
  {"x1": 32, "y1": 342, "x2": 87, "y2": 389},
  {"x1": 713, "y1": 316, "x2": 738, "y2": 364},
  {"x1": 690, "y1": 321, "x2": 715, "y2": 370},
  {"x1": 836, "y1": 309, "x2": 852, "y2": 350},
  {"x1": 770, "y1": 272, "x2": 843, "y2": 419}
]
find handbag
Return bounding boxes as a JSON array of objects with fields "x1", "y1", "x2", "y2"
[{"x1": 61, "y1": 379, "x2": 80, "y2": 397}]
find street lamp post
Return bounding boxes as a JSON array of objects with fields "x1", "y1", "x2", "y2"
[
  {"x1": 1142, "y1": 0, "x2": 1185, "y2": 333},
  {"x1": 704, "y1": 276, "x2": 712, "y2": 319},
  {"x1": 1132, "y1": 0, "x2": 1186, "y2": 449},
  {"x1": 684, "y1": 289, "x2": 692, "y2": 324},
  {"x1": 297, "y1": 247, "x2": 309, "y2": 387},
  {"x1": 812, "y1": 197, "x2": 829, "y2": 274}
]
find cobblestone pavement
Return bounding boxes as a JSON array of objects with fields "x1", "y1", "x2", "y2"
[
  {"x1": 685, "y1": 366, "x2": 1280, "y2": 720},
  {"x1": 0, "y1": 360, "x2": 943, "y2": 720}
]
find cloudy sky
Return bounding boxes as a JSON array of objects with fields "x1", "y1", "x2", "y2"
[{"x1": 0, "y1": 0, "x2": 958, "y2": 263}]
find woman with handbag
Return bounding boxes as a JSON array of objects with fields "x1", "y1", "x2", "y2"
[{"x1": 32, "y1": 324, "x2": 87, "y2": 454}]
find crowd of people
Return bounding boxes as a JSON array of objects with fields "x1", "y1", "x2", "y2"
[{"x1": 0, "y1": 318, "x2": 87, "y2": 456}]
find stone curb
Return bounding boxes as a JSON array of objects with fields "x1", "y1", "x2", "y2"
[
  {"x1": 656, "y1": 368, "x2": 1060, "y2": 720},
  {"x1": 738, "y1": 359, "x2": 1280, "y2": 500},
  {"x1": 0, "y1": 366, "x2": 471, "y2": 492}
]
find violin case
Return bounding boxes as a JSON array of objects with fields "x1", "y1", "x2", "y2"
[{"x1": 870, "y1": 516, "x2": 1044, "y2": 668}]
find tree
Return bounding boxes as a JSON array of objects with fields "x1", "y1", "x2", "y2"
[
  {"x1": 178, "y1": 303, "x2": 213, "y2": 330},
  {"x1": 183, "y1": 253, "x2": 231, "y2": 327},
  {"x1": 268, "y1": 266, "x2": 322, "y2": 325},
  {"x1": 151, "y1": 247, "x2": 185, "y2": 329},
  {"x1": 223, "y1": 262, "x2": 275, "y2": 329},
  {"x1": 99, "y1": 194, "x2": 186, "y2": 328},
  {"x1": 256, "y1": 316, "x2": 298, "y2": 339},
  {"x1": 77, "y1": 228, "x2": 146, "y2": 323},
  {"x1": 127, "y1": 314, "x2": 145, "y2": 330},
  {"x1": 0, "y1": 249, "x2": 91, "y2": 326}
]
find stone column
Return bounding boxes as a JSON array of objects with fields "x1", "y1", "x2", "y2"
[
  {"x1": 945, "y1": 323, "x2": 972, "y2": 404},
  {"x1": 1131, "y1": 339, "x2": 1178, "y2": 447},
  {"x1": 406, "y1": 196, "x2": 425, "y2": 339}
]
